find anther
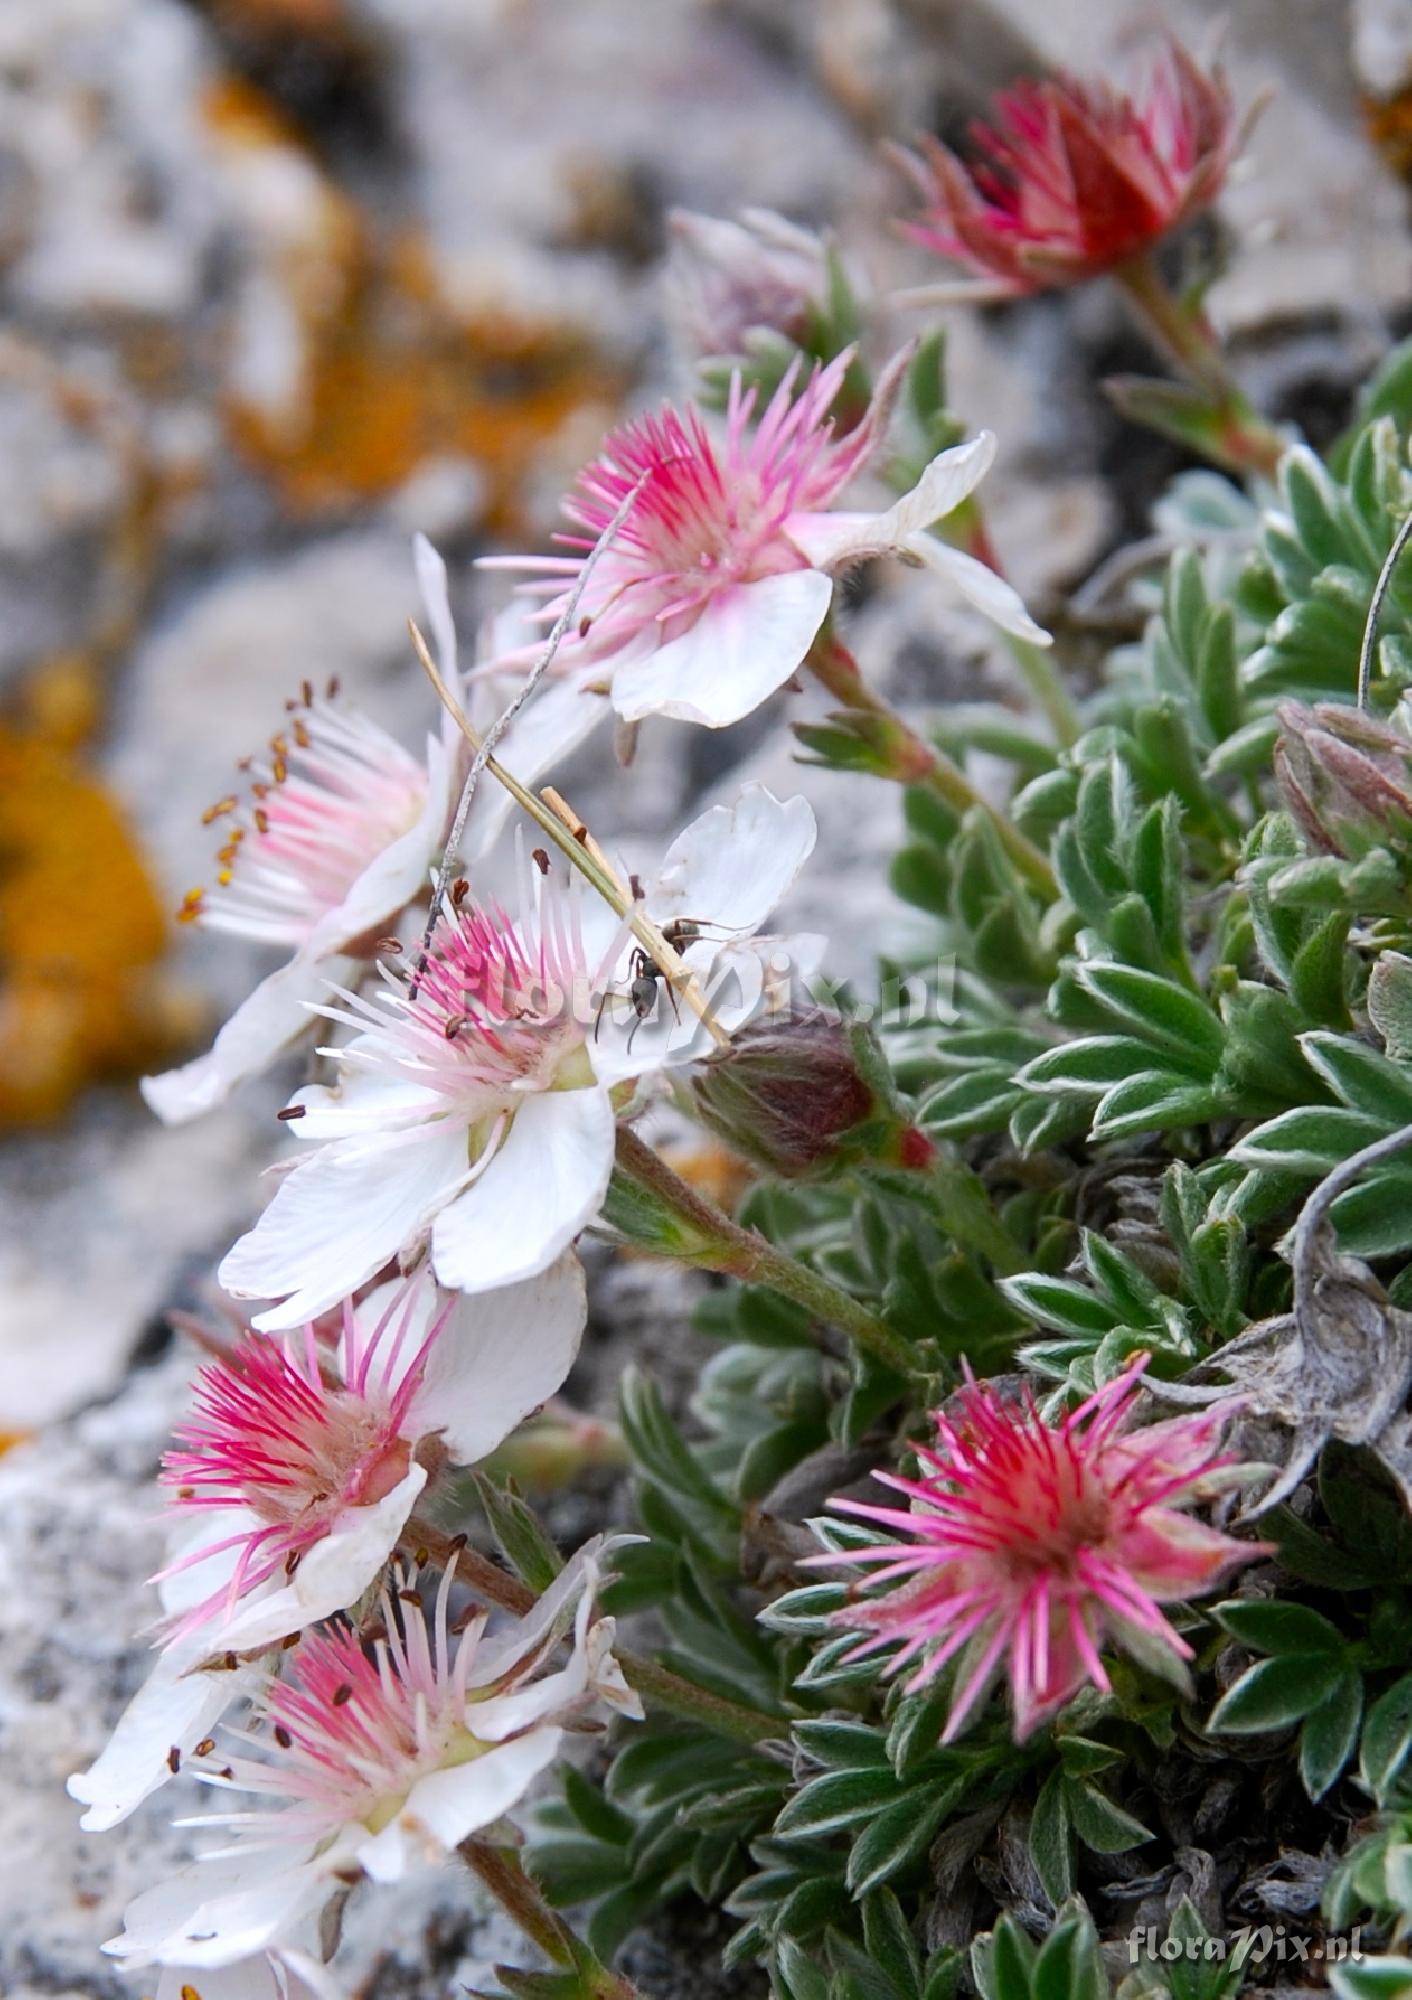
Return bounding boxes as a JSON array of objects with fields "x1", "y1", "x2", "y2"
[
  {"x1": 277, "y1": 1104, "x2": 307, "y2": 1122},
  {"x1": 377, "y1": 937, "x2": 402, "y2": 954},
  {"x1": 326, "y1": 674, "x2": 341, "y2": 698},
  {"x1": 443, "y1": 1016, "x2": 465, "y2": 1042},
  {"x1": 301, "y1": 679, "x2": 314, "y2": 707},
  {"x1": 254, "y1": 808, "x2": 270, "y2": 835},
  {"x1": 284, "y1": 1550, "x2": 300, "y2": 1576},
  {"x1": 201, "y1": 797, "x2": 237, "y2": 825},
  {"x1": 332, "y1": 1683, "x2": 354, "y2": 1707},
  {"x1": 274, "y1": 1724, "x2": 292, "y2": 1749},
  {"x1": 293, "y1": 719, "x2": 311, "y2": 750},
  {"x1": 167, "y1": 1745, "x2": 181, "y2": 1773},
  {"x1": 531, "y1": 848, "x2": 550, "y2": 875},
  {"x1": 195, "y1": 1737, "x2": 216, "y2": 1757},
  {"x1": 451, "y1": 877, "x2": 470, "y2": 908},
  {"x1": 398, "y1": 1587, "x2": 423, "y2": 1608},
  {"x1": 272, "y1": 756, "x2": 288, "y2": 785},
  {"x1": 578, "y1": 614, "x2": 592, "y2": 638}
]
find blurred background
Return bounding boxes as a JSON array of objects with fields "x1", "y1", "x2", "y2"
[{"x1": 0, "y1": 0, "x2": 1409, "y2": 1989}]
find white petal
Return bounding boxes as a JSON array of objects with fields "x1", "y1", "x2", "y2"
[
  {"x1": 68, "y1": 1651, "x2": 266, "y2": 1833},
  {"x1": 106, "y1": 1854, "x2": 328, "y2": 1970},
  {"x1": 212, "y1": 1467, "x2": 427, "y2": 1651},
  {"x1": 460, "y1": 671, "x2": 609, "y2": 863},
  {"x1": 467, "y1": 1531, "x2": 642, "y2": 1688},
  {"x1": 610, "y1": 571, "x2": 833, "y2": 728},
  {"x1": 280, "y1": 1065, "x2": 448, "y2": 1141},
  {"x1": 408, "y1": 1254, "x2": 586, "y2": 1464},
  {"x1": 220, "y1": 1125, "x2": 470, "y2": 1333},
  {"x1": 784, "y1": 432, "x2": 996, "y2": 570},
  {"x1": 414, "y1": 532, "x2": 458, "y2": 680},
  {"x1": 305, "y1": 730, "x2": 456, "y2": 955},
  {"x1": 430, "y1": 1088, "x2": 615, "y2": 1295},
  {"x1": 355, "y1": 1728, "x2": 562, "y2": 1882},
  {"x1": 141, "y1": 956, "x2": 348, "y2": 1126},
  {"x1": 911, "y1": 539, "x2": 1052, "y2": 645},
  {"x1": 650, "y1": 783, "x2": 817, "y2": 936}
]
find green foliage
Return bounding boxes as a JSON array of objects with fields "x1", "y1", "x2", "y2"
[{"x1": 533, "y1": 369, "x2": 1412, "y2": 1995}]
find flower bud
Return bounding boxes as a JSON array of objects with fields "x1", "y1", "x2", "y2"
[
  {"x1": 664, "y1": 206, "x2": 831, "y2": 362},
  {"x1": 1274, "y1": 699, "x2": 1412, "y2": 861},
  {"x1": 690, "y1": 1007, "x2": 932, "y2": 1180}
]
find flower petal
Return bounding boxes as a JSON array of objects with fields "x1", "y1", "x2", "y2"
[
  {"x1": 408, "y1": 1252, "x2": 587, "y2": 1464},
  {"x1": 141, "y1": 955, "x2": 350, "y2": 1126},
  {"x1": 355, "y1": 1728, "x2": 562, "y2": 1883},
  {"x1": 430, "y1": 1087, "x2": 615, "y2": 1295},
  {"x1": 650, "y1": 783, "x2": 817, "y2": 937},
  {"x1": 67, "y1": 1649, "x2": 267, "y2": 1833},
  {"x1": 220, "y1": 1125, "x2": 470, "y2": 1333},
  {"x1": 461, "y1": 670, "x2": 609, "y2": 862},
  {"x1": 611, "y1": 570, "x2": 833, "y2": 728},
  {"x1": 911, "y1": 539, "x2": 1052, "y2": 645},
  {"x1": 304, "y1": 728, "x2": 456, "y2": 955},
  {"x1": 213, "y1": 1466, "x2": 427, "y2": 1651},
  {"x1": 785, "y1": 433, "x2": 996, "y2": 569},
  {"x1": 106, "y1": 1853, "x2": 329, "y2": 1970}
]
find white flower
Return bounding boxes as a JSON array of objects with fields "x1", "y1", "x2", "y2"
[
  {"x1": 153, "y1": 1944, "x2": 344, "y2": 2000},
  {"x1": 67, "y1": 1263, "x2": 584, "y2": 1829},
  {"x1": 217, "y1": 783, "x2": 818, "y2": 1332},
  {"x1": 478, "y1": 356, "x2": 1048, "y2": 734},
  {"x1": 142, "y1": 671, "x2": 461, "y2": 1126},
  {"x1": 104, "y1": 1542, "x2": 639, "y2": 1971}
]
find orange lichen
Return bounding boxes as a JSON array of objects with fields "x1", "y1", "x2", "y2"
[
  {"x1": 1365, "y1": 89, "x2": 1412, "y2": 184},
  {"x1": 0, "y1": 683, "x2": 193, "y2": 1127},
  {"x1": 204, "y1": 78, "x2": 622, "y2": 531}
]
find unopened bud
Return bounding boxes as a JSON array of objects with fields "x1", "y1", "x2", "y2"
[
  {"x1": 691, "y1": 1007, "x2": 932, "y2": 1180},
  {"x1": 1274, "y1": 699, "x2": 1412, "y2": 861},
  {"x1": 665, "y1": 206, "x2": 833, "y2": 363}
]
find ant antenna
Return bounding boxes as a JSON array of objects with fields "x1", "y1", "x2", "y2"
[
  {"x1": 1357, "y1": 507, "x2": 1412, "y2": 711},
  {"x1": 408, "y1": 468, "x2": 652, "y2": 998}
]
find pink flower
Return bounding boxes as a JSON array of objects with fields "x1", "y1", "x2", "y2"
[
  {"x1": 143, "y1": 678, "x2": 459, "y2": 1124},
  {"x1": 67, "y1": 1265, "x2": 584, "y2": 1834},
  {"x1": 157, "y1": 1262, "x2": 583, "y2": 1653},
  {"x1": 219, "y1": 785, "x2": 819, "y2": 1331},
  {"x1": 896, "y1": 43, "x2": 1239, "y2": 298},
  {"x1": 105, "y1": 1543, "x2": 640, "y2": 1970},
  {"x1": 816, "y1": 1359, "x2": 1263, "y2": 1741},
  {"x1": 479, "y1": 353, "x2": 1045, "y2": 736}
]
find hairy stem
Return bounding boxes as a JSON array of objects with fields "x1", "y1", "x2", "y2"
[
  {"x1": 804, "y1": 630, "x2": 1058, "y2": 898},
  {"x1": 613, "y1": 1122, "x2": 916, "y2": 1377},
  {"x1": 459, "y1": 1837, "x2": 638, "y2": 1999}
]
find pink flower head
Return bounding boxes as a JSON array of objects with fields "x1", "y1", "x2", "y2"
[
  {"x1": 106, "y1": 1544, "x2": 640, "y2": 1970},
  {"x1": 144, "y1": 679, "x2": 459, "y2": 1126},
  {"x1": 219, "y1": 786, "x2": 818, "y2": 1332},
  {"x1": 817, "y1": 1358, "x2": 1263, "y2": 1742},
  {"x1": 180, "y1": 686, "x2": 432, "y2": 951},
  {"x1": 897, "y1": 42, "x2": 1240, "y2": 297},
  {"x1": 665, "y1": 206, "x2": 831, "y2": 361},
  {"x1": 479, "y1": 352, "x2": 1046, "y2": 733},
  {"x1": 67, "y1": 1268, "x2": 585, "y2": 1838},
  {"x1": 155, "y1": 1258, "x2": 585, "y2": 1655}
]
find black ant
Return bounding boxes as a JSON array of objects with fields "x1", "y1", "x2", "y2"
[{"x1": 593, "y1": 917, "x2": 732, "y2": 1052}]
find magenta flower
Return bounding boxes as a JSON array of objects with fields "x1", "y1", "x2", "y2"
[
  {"x1": 817, "y1": 1359, "x2": 1263, "y2": 1741},
  {"x1": 479, "y1": 352, "x2": 1046, "y2": 736},
  {"x1": 896, "y1": 43, "x2": 1240, "y2": 298}
]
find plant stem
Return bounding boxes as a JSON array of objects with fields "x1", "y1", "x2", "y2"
[
  {"x1": 404, "y1": 1517, "x2": 788, "y2": 1745},
  {"x1": 805, "y1": 630, "x2": 1057, "y2": 899},
  {"x1": 460, "y1": 1837, "x2": 638, "y2": 2000},
  {"x1": 1007, "y1": 634, "x2": 1081, "y2": 748},
  {"x1": 613, "y1": 1122, "x2": 916, "y2": 1377},
  {"x1": 1110, "y1": 252, "x2": 1286, "y2": 480}
]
